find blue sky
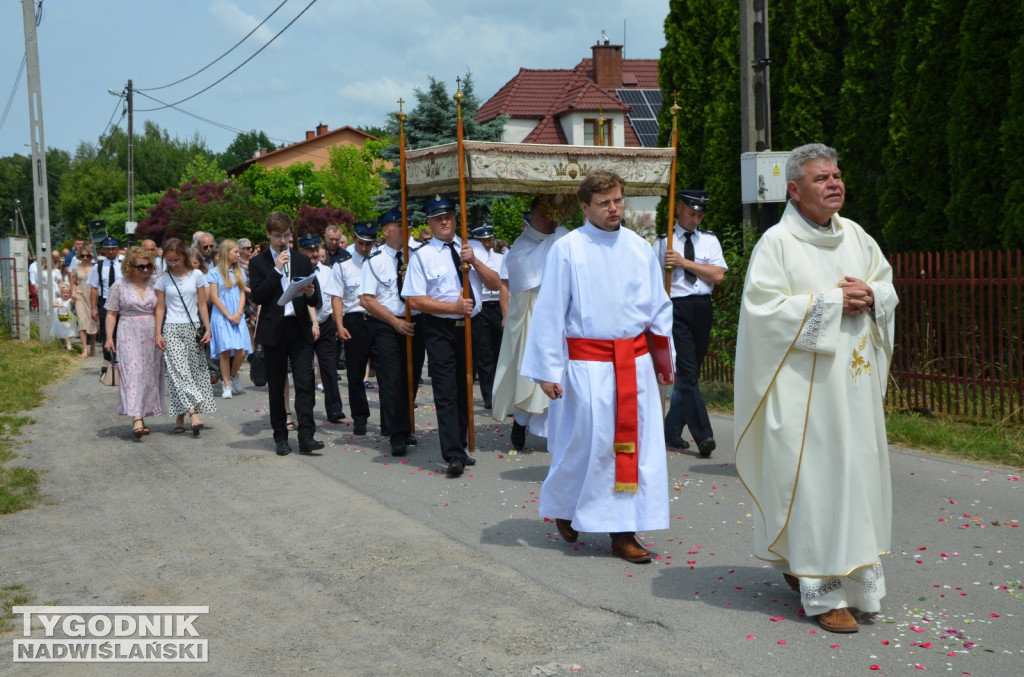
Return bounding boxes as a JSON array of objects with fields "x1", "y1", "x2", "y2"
[{"x1": 1, "y1": 0, "x2": 668, "y2": 158}]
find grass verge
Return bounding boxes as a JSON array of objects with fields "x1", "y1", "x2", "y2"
[
  {"x1": 0, "y1": 584, "x2": 34, "y2": 635},
  {"x1": 0, "y1": 336, "x2": 79, "y2": 515},
  {"x1": 703, "y1": 381, "x2": 1024, "y2": 470}
]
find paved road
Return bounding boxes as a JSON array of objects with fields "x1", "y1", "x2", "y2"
[{"x1": 1, "y1": 357, "x2": 1020, "y2": 676}]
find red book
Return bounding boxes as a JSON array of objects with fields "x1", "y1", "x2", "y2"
[{"x1": 645, "y1": 332, "x2": 674, "y2": 384}]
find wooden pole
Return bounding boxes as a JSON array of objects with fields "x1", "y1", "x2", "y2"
[
  {"x1": 397, "y1": 98, "x2": 415, "y2": 433},
  {"x1": 665, "y1": 98, "x2": 682, "y2": 295},
  {"x1": 454, "y1": 79, "x2": 475, "y2": 455}
]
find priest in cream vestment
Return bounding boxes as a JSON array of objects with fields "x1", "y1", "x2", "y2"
[
  {"x1": 491, "y1": 199, "x2": 569, "y2": 446},
  {"x1": 735, "y1": 144, "x2": 898, "y2": 634}
]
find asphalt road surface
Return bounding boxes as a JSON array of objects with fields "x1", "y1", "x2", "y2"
[{"x1": 1, "y1": 356, "x2": 1020, "y2": 676}]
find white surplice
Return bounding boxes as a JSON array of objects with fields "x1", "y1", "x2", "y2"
[
  {"x1": 491, "y1": 224, "x2": 569, "y2": 435},
  {"x1": 521, "y1": 223, "x2": 673, "y2": 533},
  {"x1": 734, "y1": 202, "x2": 898, "y2": 614}
]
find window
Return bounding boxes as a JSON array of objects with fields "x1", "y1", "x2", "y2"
[{"x1": 584, "y1": 118, "x2": 613, "y2": 146}]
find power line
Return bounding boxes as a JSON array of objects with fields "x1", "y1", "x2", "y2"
[
  {"x1": 1, "y1": 1, "x2": 42, "y2": 135},
  {"x1": 136, "y1": 0, "x2": 318, "y2": 113},
  {"x1": 132, "y1": 89, "x2": 342, "y2": 165},
  {"x1": 135, "y1": 0, "x2": 289, "y2": 92},
  {"x1": 0, "y1": 56, "x2": 27, "y2": 133}
]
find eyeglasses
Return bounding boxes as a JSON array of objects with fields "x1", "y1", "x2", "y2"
[
  {"x1": 79, "y1": 255, "x2": 93, "y2": 260},
  {"x1": 202, "y1": 244, "x2": 215, "y2": 250},
  {"x1": 134, "y1": 264, "x2": 154, "y2": 272},
  {"x1": 240, "y1": 246, "x2": 253, "y2": 251}
]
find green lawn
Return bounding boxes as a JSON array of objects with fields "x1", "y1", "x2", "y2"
[{"x1": 0, "y1": 337, "x2": 79, "y2": 515}]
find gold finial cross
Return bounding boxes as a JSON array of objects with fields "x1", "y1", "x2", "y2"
[{"x1": 397, "y1": 97, "x2": 405, "y2": 112}]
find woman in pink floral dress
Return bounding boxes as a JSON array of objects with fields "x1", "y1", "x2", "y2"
[{"x1": 104, "y1": 246, "x2": 166, "y2": 438}]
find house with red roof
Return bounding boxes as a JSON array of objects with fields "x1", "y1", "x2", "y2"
[
  {"x1": 475, "y1": 41, "x2": 662, "y2": 149},
  {"x1": 227, "y1": 123, "x2": 381, "y2": 177}
]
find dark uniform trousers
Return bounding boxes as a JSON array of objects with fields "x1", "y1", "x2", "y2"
[
  {"x1": 266, "y1": 317, "x2": 317, "y2": 442},
  {"x1": 423, "y1": 315, "x2": 471, "y2": 463},
  {"x1": 368, "y1": 317, "x2": 410, "y2": 441},
  {"x1": 471, "y1": 300, "x2": 503, "y2": 407},
  {"x1": 315, "y1": 319, "x2": 344, "y2": 420},
  {"x1": 667, "y1": 295, "x2": 714, "y2": 442},
  {"x1": 411, "y1": 314, "x2": 427, "y2": 398},
  {"x1": 342, "y1": 312, "x2": 372, "y2": 425},
  {"x1": 97, "y1": 297, "x2": 117, "y2": 364}
]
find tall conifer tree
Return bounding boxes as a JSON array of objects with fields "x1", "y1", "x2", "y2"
[
  {"x1": 1000, "y1": 29, "x2": 1024, "y2": 249},
  {"x1": 880, "y1": 0, "x2": 963, "y2": 251},
  {"x1": 834, "y1": 0, "x2": 902, "y2": 237},
  {"x1": 945, "y1": 0, "x2": 1019, "y2": 249}
]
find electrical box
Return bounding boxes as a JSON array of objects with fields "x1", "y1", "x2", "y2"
[{"x1": 740, "y1": 152, "x2": 789, "y2": 204}]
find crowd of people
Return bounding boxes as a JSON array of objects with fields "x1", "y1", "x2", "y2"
[{"x1": 45, "y1": 148, "x2": 896, "y2": 634}]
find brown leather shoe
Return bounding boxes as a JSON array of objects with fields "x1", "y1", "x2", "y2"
[
  {"x1": 816, "y1": 607, "x2": 859, "y2": 633},
  {"x1": 783, "y1": 573, "x2": 800, "y2": 592},
  {"x1": 555, "y1": 518, "x2": 578, "y2": 543},
  {"x1": 610, "y1": 533, "x2": 652, "y2": 563}
]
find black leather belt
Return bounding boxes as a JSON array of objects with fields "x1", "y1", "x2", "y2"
[
  {"x1": 344, "y1": 312, "x2": 371, "y2": 320},
  {"x1": 482, "y1": 300, "x2": 500, "y2": 307}
]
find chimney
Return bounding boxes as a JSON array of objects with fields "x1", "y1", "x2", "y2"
[
  {"x1": 316, "y1": 122, "x2": 328, "y2": 136},
  {"x1": 305, "y1": 130, "x2": 315, "y2": 141},
  {"x1": 254, "y1": 148, "x2": 265, "y2": 158},
  {"x1": 591, "y1": 42, "x2": 623, "y2": 88}
]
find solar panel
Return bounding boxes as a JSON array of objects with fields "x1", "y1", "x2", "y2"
[{"x1": 616, "y1": 89, "x2": 664, "y2": 147}]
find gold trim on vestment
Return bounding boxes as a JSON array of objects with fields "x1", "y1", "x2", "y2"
[
  {"x1": 613, "y1": 442, "x2": 636, "y2": 454},
  {"x1": 613, "y1": 482, "x2": 639, "y2": 493},
  {"x1": 735, "y1": 294, "x2": 816, "y2": 543},
  {"x1": 767, "y1": 352, "x2": 816, "y2": 555}
]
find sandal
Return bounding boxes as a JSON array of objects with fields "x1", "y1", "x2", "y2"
[
  {"x1": 285, "y1": 415, "x2": 296, "y2": 431},
  {"x1": 173, "y1": 426, "x2": 186, "y2": 434},
  {"x1": 190, "y1": 412, "x2": 204, "y2": 437},
  {"x1": 133, "y1": 418, "x2": 145, "y2": 438}
]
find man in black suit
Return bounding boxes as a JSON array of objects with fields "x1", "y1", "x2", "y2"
[{"x1": 249, "y1": 211, "x2": 325, "y2": 456}]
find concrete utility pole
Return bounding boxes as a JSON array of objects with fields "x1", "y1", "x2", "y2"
[
  {"x1": 739, "y1": 0, "x2": 777, "y2": 247},
  {"x1": 127, "y1": 80, "x2": 134, "y2": 220},
  {"x1": 22, "y1": 0, "x2": 53, "y2": 340}
]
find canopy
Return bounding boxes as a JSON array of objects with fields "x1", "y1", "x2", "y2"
[{"x1": 403, "y1": 141, "x2": 675, "y2": 197}]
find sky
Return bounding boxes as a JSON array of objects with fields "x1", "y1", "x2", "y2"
[{"x1": 0, "y1": 0, "x2": 669, "y2": 159}]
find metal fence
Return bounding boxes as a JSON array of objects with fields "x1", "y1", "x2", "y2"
[
  {"x1": 0, "y1": 257, "x2": 21, "y2": 338},
  {"x1": 701, "y1": 249, "x2": 1024, "y2": 423},
  {"x1": 887, "y1": 249, "x2": 1023, "y2": 422}
]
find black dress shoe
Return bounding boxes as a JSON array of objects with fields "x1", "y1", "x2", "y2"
[
  {"x1": 697, "y1": 438, "x2": 716, "y2": 458},
  {"x1": 665, "y1": 435, "x2": 691, "y2": 450},
  {"x1": 275, "y1": 440, "x2": 292, "y2": 456},
  {"x1": 327, "y1": 412, "x2": 346, "y2": 423},
  {"x1": 391, "y1": 443, "x2": 408, "y2": 456},
  {"x1": 483, "y1": 401, "x2": 492, "y2": 410},
  {"x1": 299, "y1": 438, "x2": 325, "y2": 454},
  {"x1": 447, "y1": 459, "x2": 464, "y2": 477},
  {"x1": 511, "y1": 421, "x2": 526, "y2": 451},
  {"x1": 464, "y1": 455, "x2": 476, "y2": 466},
  {"x1": 406, "y1": 435, "x2": 417, "y2": 446},
  {"x1": 352, "y1": 420, "x2": 367, "y2": 435}
]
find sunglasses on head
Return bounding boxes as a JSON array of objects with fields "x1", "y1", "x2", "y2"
[{"x1": 135, "y1": 264, "x2": 154, "y2": 272}]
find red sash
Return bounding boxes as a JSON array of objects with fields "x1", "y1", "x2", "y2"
[{"x1": 566, "y1": 334, "x2": 648, "y2": 493}]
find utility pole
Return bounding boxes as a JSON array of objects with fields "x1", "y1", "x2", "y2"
[
  {"x1": 127, "y1": 79, "x2": 134, "y2": 230},
  {"x1": 22, "y1": 0, "x2": 53, "y2": 340},
  {"x1": 739, "y1": 0, "x2": 776, "y2": 249}
]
